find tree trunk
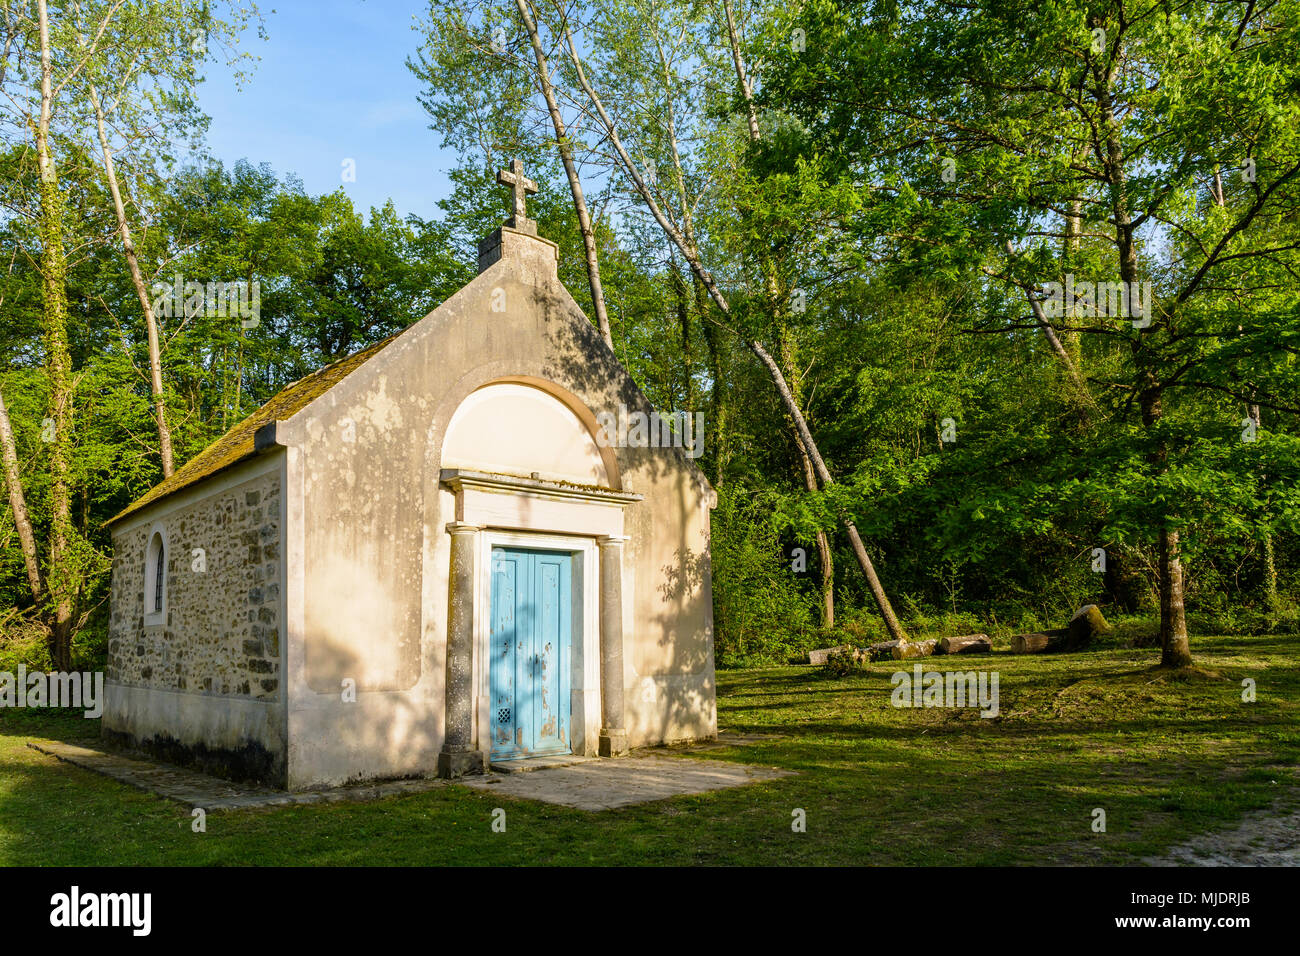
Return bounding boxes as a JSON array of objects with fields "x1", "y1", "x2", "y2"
[
  {"x1": 90, "y1": 84, "x2": 174, "y2": 477},
  {"x1": 233, "y1": 339, "x2": 244, "y2": 420},
  {"x1": 1097, "y1": 59, "x2": 1191, "y2": 666},
  {"x1": 746, "y1": 340, "x2": 904, "y2": 641},
  {"x1": 669, "y1": 56, "x2": 723, "y2": 482},
  {"x1": 1142, "y1": 386, "x2": 1192, "y2": 666},
  {"x1": 1157, "y1": 528, "x2": 1192, "y2": 666},
  {"x1": 1263, "y1": 533, "x2": 1278, "y2": 604},
  {"x1": 794, "y1": 428, "x2": 834, "y2": 628},
  {"x1": 1005, "y1": 240, "x2": 1090, "y2": 403},
  {"x1": 0, "y1": 388, "x2": 44, "y2": 604},
  {"x1": 1062, "y1": 197, "x2": 1082, "y2": 366},
  {"x1": 699, "y1": 304, "x2": 728, "y2": 484},
  {"x1": 514, "y1": 0, "x2": 612, "y2": 347},
  {"x1": 728, "y1": 0, "x2": 832, "y2": 630},
  {"x1": 782, "y1": 332, "x2": 834, "y2": 628},
  {"x1": 559, "y1": 21, "x2": 907, "y2": 641},
  {"x1": 1247, "y1": 401, "x2": 1278, "y2": 604},
  {"x1": 1011, "y1": 629, "x2": 1069, "y2": 654},
  {"x1": 669, "y1": 256, "x2": 694, "y2": 410},
  {"x1": 722, "y1": 0, "x2": 761, "y2": 142},
  {"x1": 36, "y1": 0, "x2": 75, "y2": 671},
  {"x1": 939, "y1": 634, "x2": 992, "y2": 655},
  {"x1": 816, "y1": 527, "x2": 834, "y2": 628}
]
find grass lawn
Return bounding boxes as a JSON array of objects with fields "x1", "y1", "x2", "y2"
[{"x1": 2, "y1": 632, "x2": 1297, "y2": 865}]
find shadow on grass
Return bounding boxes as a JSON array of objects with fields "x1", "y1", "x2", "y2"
[{"x1": 1, "y1": 633, "x2": 1296, "y2": 865}]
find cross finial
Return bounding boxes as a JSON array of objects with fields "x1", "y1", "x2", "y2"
[{"x1": 496, "y1": 158, "x2": 537, "y2": 229}]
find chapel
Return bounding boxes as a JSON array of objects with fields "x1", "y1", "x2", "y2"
[{"x1": 102, "y1": 163, "x2": 718, "y2": 788}]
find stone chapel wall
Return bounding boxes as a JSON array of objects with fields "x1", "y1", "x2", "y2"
[
  {"x1": 108, "y1": 467, "x2": 283, "y2": 697},
  {"x1": 104, "y1": 456, "x2": 287, "y2": 784}
]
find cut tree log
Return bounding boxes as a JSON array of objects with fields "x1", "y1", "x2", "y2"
[
  {"x1": 1010, "y1": 628, "x2": 1070, "y2": 654},
  {"x1": 938, "y1": 633, "x2": 992, "y2": 655},
  {"x1": 892, "y1": 639, "x2": 938, "y2": 660},
  {"x1": 808, "y1": 644, "x2": 853, "y2": 666},
  {"x1": 1065, "y1": 604, "x2": 1112, "y2": 650},
  {"x1": 867, "y1": 640, "x2": 902, "y2": 662}
]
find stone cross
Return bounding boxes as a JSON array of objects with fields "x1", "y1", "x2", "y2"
[{"x1": 496, "y1": 158, "x2": 537, "y2": 227}]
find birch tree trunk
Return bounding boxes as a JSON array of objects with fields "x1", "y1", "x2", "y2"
[
  {"x1": 559, "y1": 20, "x2": 907, "y2": 642},
  {"x1": 1248, "y1": 401, "x2": 1278, "y2": 603},
  {"x1": 90, "y1": 84, "x2": 174, "y2": 477},
  {"x1": 1004, "y1": 240, "x2": 1091, "y2": 402},
  {"x1": 722, "y1": 0, "x2": 761, "y2": 142},
  {"x1": 729, "y1": 3, "x2": 836, "y2": 630},
  {"x1": 514, "y1": 0, "x2": 612, "y2": 347},
  {"x1": 0, "y1": 388, "x2": 43, "y2": 605},
  {"x1": 657, "y1": 41, "x2": 724, "y2": 483}
]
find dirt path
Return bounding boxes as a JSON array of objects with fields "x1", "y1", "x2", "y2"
[{"x1": 1146, "y1": 805, "x2": 1300, "y2": 866}]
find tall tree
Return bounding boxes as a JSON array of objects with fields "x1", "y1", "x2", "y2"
[
  {"x1": 512, "y1": 0, "x2": 613, "y2": 346},
  {"x1": 554, "y1": 6, "x2": 909, "y2": 641},
  {"x1": 763, "y1": 0, "x2": 1300, "y2": 665},
  {"x1": 34, "y1": 0, "x2": 79, "y2": 668}
]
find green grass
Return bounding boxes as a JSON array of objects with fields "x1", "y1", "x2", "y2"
[{"x1": 2, "y1": 632, "x2": 1297, "y2": 865}]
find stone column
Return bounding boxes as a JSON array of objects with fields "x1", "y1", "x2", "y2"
[
  {"x1": 597, "y1": 535, "x2": 629, "y2": 757},
  {"x1": 438, "y1": 522, "x2": 485, "y2": 778}
]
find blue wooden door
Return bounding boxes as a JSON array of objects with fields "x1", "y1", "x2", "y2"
[{"x1": 489, "y1": 547, "x2": 572, "y2": 760}]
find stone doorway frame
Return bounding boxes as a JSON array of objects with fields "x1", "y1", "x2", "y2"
[
  {"x1": 475, "y1": 530, "x2": 597, "y2": 760},
  {"x1": 437, "y1": 470, "x2": 642, "y2": 777}
]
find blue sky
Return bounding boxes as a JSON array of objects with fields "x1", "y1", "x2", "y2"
[{"x1": 197, "y1": 0, "x2": 457, "y2": 220}]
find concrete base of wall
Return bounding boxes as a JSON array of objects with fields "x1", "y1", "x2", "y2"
[
  {"x1": 624, "y1": 673, "x2": 718, "y2": 750},
  {"x1": 286, "y1": 691, "x2": 444, "y2": 790},
  {"x1": 101, "y1": 682, "x2": 286, "y2": 788}
]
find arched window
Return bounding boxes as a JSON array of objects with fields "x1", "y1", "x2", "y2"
[
  {"x1": 152, "y1": 536, "x2": 165, "y2": 612},
  {"x1": 143, "y1": 526, "x2": 167, "y2": 625}
]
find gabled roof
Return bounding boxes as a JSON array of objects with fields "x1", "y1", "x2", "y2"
[
  {"x1": 107, "y1": 335, "x2": 398, "y2": 527},
  {"x1": 108, "y1": 219, "x2": 715, "y2": 527}
]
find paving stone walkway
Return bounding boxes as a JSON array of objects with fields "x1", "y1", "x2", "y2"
[
  {"x1": 27, "y1": 740, "x2": 446, "y2": 810},
  {"x1": 464, "y1": 753, "x2": 793, "y2": 811},
  {"x1": 27, "y1": 733, "x2": 790, "y2": 812}
]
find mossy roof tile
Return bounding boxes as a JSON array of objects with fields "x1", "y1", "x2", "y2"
[{"x1": 107, "y1": 334, "x2": 398, "y2": 526}]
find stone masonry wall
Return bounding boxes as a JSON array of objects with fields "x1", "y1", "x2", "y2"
[{"x1": 108, "y1": 469, "x2": 282, "y2": 700}]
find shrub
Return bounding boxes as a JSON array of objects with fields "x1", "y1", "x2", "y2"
[
  {"x1": 711, "y1": 486, "x2": 820, "y2": 666},
  {"x1": 819, "y1": 646, "x2": 865, "y2": 677},
  {"x1": 0, "y1": 612, "x2": 52, "y2": 672}
]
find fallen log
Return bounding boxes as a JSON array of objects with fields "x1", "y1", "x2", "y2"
[
  {"x1": 808, "y1": 644, "x2": 853, "y2": 666},
  {"x1": 1065, "y1": 604, "x2": 1111, "y2": 650},
  {"x1": 938, "y1": 633, "x2": 992, "y2": 655},
  {"x1": 1010, "y1": 628, "x2": 1070, "y2": 654},
  {"x1": 892, "y1": 639, "x2": 938, "y2": 660},
  {"x1": 867, "y1": 640, "x2": 903, "y2": 662}
]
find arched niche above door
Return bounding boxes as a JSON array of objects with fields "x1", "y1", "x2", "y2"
[{"x1": 441, "y1": 381, "x2": 613, "y2": 487}]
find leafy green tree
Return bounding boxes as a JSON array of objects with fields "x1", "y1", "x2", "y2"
[{"x1": 762, "y1": 0, "x2": 1300, "y2": 664}]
